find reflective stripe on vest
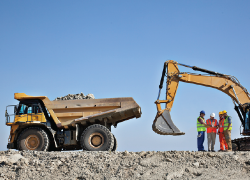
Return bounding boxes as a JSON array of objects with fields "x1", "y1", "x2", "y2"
[
  {"x1": 224, "y1": 116, "x2": 232, "y2": 131},
  {"x1": 219, "y1": 118, "x2": 224, "y2": 132},
  {"x1": 206, "y1": 119, "x2": 217, "y2": 133},
  {"x1": 197, "y1": 117, "x2": 206, "y2": 132}
]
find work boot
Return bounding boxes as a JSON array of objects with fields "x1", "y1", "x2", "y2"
[
  {"x1": 212, "y1": 150, "x2": 215, "y2": 152},
  {"x1": 218, "y1": 149, "x2": 224, "y2": 152}
]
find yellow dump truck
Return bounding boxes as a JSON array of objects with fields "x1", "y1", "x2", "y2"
[{"x1": 5, "y1": 93, "x2": 141, "y2": 151}]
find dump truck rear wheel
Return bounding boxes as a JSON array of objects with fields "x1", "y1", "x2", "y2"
[
  {"x1": 80, "y1": 124, "x2": 114, "y2": 151},
  {"x1": 17, "y1": 127, "x2": 49, "y2": 151},
  {"x1": 112, "y1": 134, "x2": 118, "y2": 151}
]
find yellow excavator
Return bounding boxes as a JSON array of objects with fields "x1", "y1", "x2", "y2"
[{"x1": 153, "y1": 60, "x2": 250, "y2": 150}]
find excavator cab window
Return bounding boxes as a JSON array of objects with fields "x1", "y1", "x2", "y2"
[{"x1": 245, "y1": 109, "x2": 250, "y2": 131}]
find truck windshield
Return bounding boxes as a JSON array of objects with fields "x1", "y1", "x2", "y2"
[
  {"x1": 17, "y1": 104, "x2": 41, "y2": 115},
  {"x1": 18, "y1": 104, "x2": 27, "y2": 115}
]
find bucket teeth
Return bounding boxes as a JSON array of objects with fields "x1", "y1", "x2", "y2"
[{"x1": 152, "y1": 110, "x2": 185, "y2": 135}]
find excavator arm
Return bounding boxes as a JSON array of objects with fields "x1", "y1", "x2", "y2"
[{"x1": 153, "y1": 60, "x2": 250, "y2": 135}]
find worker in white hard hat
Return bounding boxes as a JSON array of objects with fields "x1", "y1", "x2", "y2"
[{"x1": 206, "y1": 113, "x2": 218, "y2": 152}]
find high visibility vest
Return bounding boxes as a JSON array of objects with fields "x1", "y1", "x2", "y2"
[
  {"x1": 224, "y1": 116, "x2": 232, "y2": 131},
  {"x1": 197, "y1": 117, "x2": 206, "y2": 132},
  {"x1": 206, "y1": 119, "x2": 217, "y2": 133},
  {"x1": 219, "y1": 118, "x2": 225, "y2": 132}
]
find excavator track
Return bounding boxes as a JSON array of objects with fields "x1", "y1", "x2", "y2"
[{"x1": 232, "y1": 137, "x2": 250, "y2": 151}]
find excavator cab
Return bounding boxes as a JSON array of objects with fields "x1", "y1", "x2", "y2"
[
  {"x1": 244, "y1": 109, "x2": 250, "y2": 133},
  {"x1": 241, "y1": 104, "x2": 250, "y2": 135}
]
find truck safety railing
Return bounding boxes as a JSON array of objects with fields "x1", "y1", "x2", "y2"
[{"x1": 5, "y1": 105, "x2": 17, "y2": 124}]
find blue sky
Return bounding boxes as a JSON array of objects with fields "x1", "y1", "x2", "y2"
[{"x1": 0, "y1": 0, "x2": 250, "y2": 151}]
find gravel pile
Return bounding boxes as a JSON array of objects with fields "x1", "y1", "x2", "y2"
[
  {"x1": 54, "y1": 93, "x2": 95, "y2": 101},
  {"x1": 0, "y1": 150, "x2": 250, "y2": 180}
]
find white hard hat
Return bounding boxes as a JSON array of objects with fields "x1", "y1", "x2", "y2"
[{"x1": 210, "y1": 113, "x2": 215, "y2": 117}]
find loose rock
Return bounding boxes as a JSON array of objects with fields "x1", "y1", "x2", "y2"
[
  {"x1": 54, "y1": 92, "x2": 95, "y2": 101},
  {"x1": 192, "y1": 162, "x2": 199, "y2": 168},
  {"x1": 0, "y1": 150, "x2": 249, "y2": 179}
]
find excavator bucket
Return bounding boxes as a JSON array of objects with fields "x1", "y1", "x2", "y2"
[{"x1": 152, "y1": 110, "x2": 185, "y2": 135}]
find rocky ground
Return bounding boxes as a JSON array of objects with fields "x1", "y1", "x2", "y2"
[{"x1": 0, "y1": 150, "x2": 250, "y2": 180}]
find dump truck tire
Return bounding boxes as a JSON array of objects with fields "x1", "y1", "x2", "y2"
[
  {"x1": 17, "y1": 127, "x2": 49, "y2": 151},
  {"x1": 80, "y1": 124, "x2": 114, "y2": 151},
  {"x1": 112, "y1": 134, "x2": 118, "y2": 151}
]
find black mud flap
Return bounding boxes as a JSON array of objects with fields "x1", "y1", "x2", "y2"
[{"x1": 152, "y1": 110, "x2": 185, "y2": 135}]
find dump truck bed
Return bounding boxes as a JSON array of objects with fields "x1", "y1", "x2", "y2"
[
  {"x1": 47, "y1": 97, "x2": 141, "y2": 127},
  {"x1": 14, "y1": 93, "x2": 141, "y2": 128}
]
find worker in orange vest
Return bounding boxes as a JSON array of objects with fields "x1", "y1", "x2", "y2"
[
  {"x1": 206, "y1": 113, "x2": 218, "y2": 152},
  {"x1": 217, "y1": 111, "x2": 228, "y2": 151}
]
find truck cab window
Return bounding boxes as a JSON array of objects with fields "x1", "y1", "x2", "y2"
[
  {"x1": 18, "y1": 104, "x2": 27, "y2": 115},
  {"x1": 17, "y1": 103, "x2": 42, "y2": 115},
  {"x1": 27, "y1": 107, "x2": 32, "y2": 114},
  {"x1": 33, "y1": 105, "x2": 41, "y2": 114}
]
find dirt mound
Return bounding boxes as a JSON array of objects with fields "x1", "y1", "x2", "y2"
[{"x1": 0, "y1": 150, "x2": 250, "y2": 179}]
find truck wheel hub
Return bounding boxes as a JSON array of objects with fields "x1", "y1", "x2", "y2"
[
  {"x1": 89, "y1": 133, "x2": 104, "y2": 148},
  {"x1": 25, "y1": 135, "x2": 40, "y2": 150}
]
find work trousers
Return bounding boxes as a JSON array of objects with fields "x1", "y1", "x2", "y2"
[
  {"x1": 197, "y1": 131, "x2": 205, "y2": 151},
  {"x1": 219, "y1": 132, "x2": 228, "y2": 150},
  {"x1": 224, "y1": 130, "x2": 232, "y2": 150},
  {"x1": 207, "y1": 132, "x2": 216, "y2": 151}
]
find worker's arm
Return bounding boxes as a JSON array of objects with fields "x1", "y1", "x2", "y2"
[
  {"x1": 226, "y1": 123, "x2": 231, "y2": 131},
  {"x1": 198, "y1": 118, "x2": 211, "y2": 128},
  {"x1": 216, "y1": 120, "x2": 219, "y2": 129}
]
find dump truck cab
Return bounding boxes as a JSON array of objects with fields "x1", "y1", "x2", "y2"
[
  {"x1": 13, "y1": 101, "x2": 45, "y2": 123},
  {"x1": 5, "y1": 93, "x2": 141, "y2": 151},
  {"x1": 6, "y1": 98, "x2": 57, "y2": 150}
]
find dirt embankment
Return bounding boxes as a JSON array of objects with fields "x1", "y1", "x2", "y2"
[{"x1": 0, "y1": 150, "x2": 250, "y2": 180}]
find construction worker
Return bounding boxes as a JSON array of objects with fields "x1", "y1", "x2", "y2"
[
  {"x1": 217, "y1": 111, "x2": 228, "y2": 151},
  {"x1": 197, "y1": 110, "x2": 211, "y2": 151},
  {"x1": 206, "y1": 113, "x2": 218, "y2": 152},
  {"x1": 223, "y1": 110, "x2": 232, "y2": 151}
]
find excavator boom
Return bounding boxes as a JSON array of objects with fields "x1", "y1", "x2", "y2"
[{"x1": 153, "y1": 60, "x2": 250, "y2": 136}]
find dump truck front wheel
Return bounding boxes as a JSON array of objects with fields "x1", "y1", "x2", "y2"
[
  {"x1": 80, "y1": 124, "x2": 114, "y2": 151},
  {"x1": 17, "y1": 127, "x2": 50, "y2": 151}
]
